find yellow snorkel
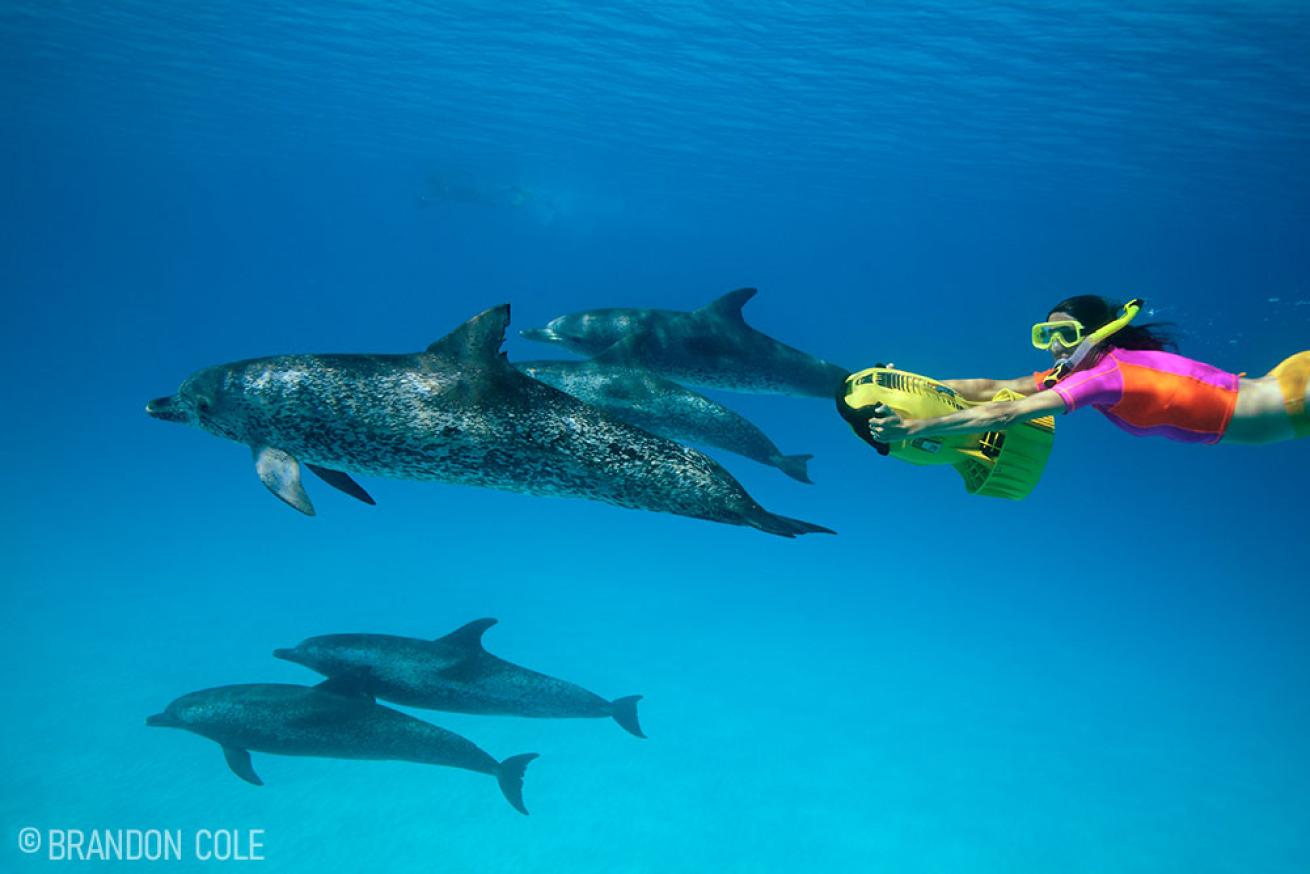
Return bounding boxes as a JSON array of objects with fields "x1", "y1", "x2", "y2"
[{"x1": 1041, "y1": 298, "x2": 1144, "y2": 388}]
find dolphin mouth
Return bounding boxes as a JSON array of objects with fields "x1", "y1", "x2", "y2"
[
  {"x1": 145, "y1": 712, "x2": 178, "y2": 728},
  {"x1": 272, "y1": 648, "x2": 296, "y2": 661},
  {"x1": 145, "y1": 396, "x2": 188, "y2": 423},
  {"x1": 519, "y1": 327, "x2": 559, "y2": 343}
]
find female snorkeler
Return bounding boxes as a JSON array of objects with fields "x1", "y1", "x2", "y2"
[{"x1": 866, "y1": 295, "x2": 1310, "y2": 446}]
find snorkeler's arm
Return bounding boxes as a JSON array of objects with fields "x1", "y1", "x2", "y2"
[
  {"x1": 871, "y1": 389, "x2": 1065, "y2": 442},
  {"x1": 938, "y1": 376, "x2": 1038, "y2": 401}
]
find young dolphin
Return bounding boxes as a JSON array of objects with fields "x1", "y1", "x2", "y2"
[
  {"x1": 275, "y1": 618, "x2": 645, "y2": 739},
  {"x1": 145, "y1": 305, "x2": 832, "y2": 537},
  {"x1": 520, "y1": 288, "x2": 850, "y2": 397},
  {"x1": 515, "y1": 359, "x2": 814, "y2": 483},
  {"x1": 146, "y1": 683, "x2": 537, "y2": 814}
]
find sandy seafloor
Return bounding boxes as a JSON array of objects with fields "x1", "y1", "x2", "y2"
[{"x1": 3, "y1": 2, "x2": 1310, "y2": 871}]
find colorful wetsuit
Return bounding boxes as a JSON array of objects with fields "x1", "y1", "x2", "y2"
[{"x1": 1033, "y1": 348, "x2": 1240, "y2": 444}]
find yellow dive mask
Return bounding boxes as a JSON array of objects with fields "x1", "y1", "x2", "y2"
[
  {"x1": 1039, "y1": 298, "x2": 1144, "y2": 387},
  {"x1": 1031, "y1": 320, "x2": 1085, "y2": 350}
]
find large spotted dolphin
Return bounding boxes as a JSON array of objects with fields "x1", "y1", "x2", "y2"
[
  {"x1": 519, "y1": 288, "x2": 850, "y2": 397},
  {"x1": 275, "y1": 618, "x2": 645, "y2": 738},
  {"x1": 145, "y1": 305, "x2": 832, "y2": 537},
  {"x1": 146, "y1": 683, "x2": 537, "y2": 814},
  {"x1": 515, "y1": 359, "x2": 813, "y2": 482}
]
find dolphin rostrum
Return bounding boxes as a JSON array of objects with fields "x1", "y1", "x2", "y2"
[
  {"x1": 520, "y1": 288, "x2": 850, "y2": 397},
  {"x1": 276, "y1": 618, "x2": 645, "y2": 738},
  {"x1": 146, "y1": 683, "x2": 537, "y2": 814},
  {"x1": 515, "y1": 359, "x2": 813, "y2": 482},
  {"x1": 145, "y1": 305, "x2": 832, "y2": 537}
]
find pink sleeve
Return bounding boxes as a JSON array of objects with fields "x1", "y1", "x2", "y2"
[{"x1": 1049, "y1": 356, "x2": 1123, "y2": 412}]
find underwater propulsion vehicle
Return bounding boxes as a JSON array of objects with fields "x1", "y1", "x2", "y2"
[{"x1": 836, "y1": 367, "x2": 1055, "y2": 500}]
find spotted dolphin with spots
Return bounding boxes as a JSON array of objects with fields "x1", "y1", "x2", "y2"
[
  {"x1": 145, "y1": 305, "x2": 832, "y2": 537},
  {"x1": 520, "y1": 305, "x2": 679, "y2": 356},
  {"x1": 146, "y1": 683, "x2": 537, "y2": 814},
  {"x1": 515, "y1": 359, "x2": 814, "y2": 483},
  {"x1": 275, "y1": 618, "x2": 645, "y2": 738},
  {"x1": 520, "y1": 288, "x2": 850, "y2": 397}
]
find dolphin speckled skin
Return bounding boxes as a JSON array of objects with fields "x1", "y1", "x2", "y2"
[
  {"x1": 520, "y1": 305, "x2": 678, "y2": 355},
  {"x1": 145, "y1": 305, "x2": 832, "y2": 537},
  {"x1": 275, "y1": 618, "x2": 645, "y2": 738},
  {"x1": 520, "y1": 289, "x2": 850, "y2": 397},
  {"x1": 515, "y1": 359, "x2": 813, "y2": 483},
  {"x1": 146, "y1": 683, "x2": 537, "y2": 814}
]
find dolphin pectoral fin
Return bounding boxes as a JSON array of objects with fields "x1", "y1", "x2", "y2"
[
  {"x1": 305, "y1": 464, "x2": 376, "y2": 505},
  {"x1": 434, "y1": 617, "x2": 498, "y2": 649},
  {"x1": 609, "y1": 695, "x2": 646, "y2": 739},
  {"x1": 221, "y1": 746, "x2": 263, "y2": 786},
  {"x1": 496, "y1": 753, "x2": 538, "y2": 816},
  {"x1": 697, "y1": 287, "x2": 757, "y2": 322},
  {"x1": 314, "y1": 674, "x2": 376, "y2": 702},
  {"x1": 253, "y1": 446, "x2": 316, "y2": 516}
]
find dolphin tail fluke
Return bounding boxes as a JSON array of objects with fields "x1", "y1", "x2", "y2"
[
  {"x1": 496, "y1": 753, "x2": 538, "y2": 815},
  {"x1": 774, "y1": 453, "x2": 814, "y2": 484},
  {"x1": 749, "y1": 509, "x2": 835, "y2": 538},
  {"x1": 609, "y1": 695, "x2": 646, "y2": 738}
]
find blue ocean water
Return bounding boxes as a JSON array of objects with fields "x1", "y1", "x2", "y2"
[{"x1": 3, "y1": 1, "x2": 1309, "y2": 871}]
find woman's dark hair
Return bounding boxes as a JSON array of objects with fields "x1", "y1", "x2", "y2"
[{"x1": 1047, "y1": 294, "x2": 1176, "y2": 354}]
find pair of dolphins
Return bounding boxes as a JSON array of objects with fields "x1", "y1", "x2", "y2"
[
  {"x1": 148, "y1": 619, "x2": 643, "y2": 815},
  {"x1": 147, "y1": 292, "x2": 845, "y2": 536},
  {"x1": 517, "y1": 287, "x2": 848, "y2": 484}
]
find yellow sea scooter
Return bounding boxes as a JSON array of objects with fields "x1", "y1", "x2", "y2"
[{"x1": 836, "y1": 366, "x2": 1056, "y2": 500}]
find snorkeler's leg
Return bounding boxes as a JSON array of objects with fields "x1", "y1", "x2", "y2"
[{"x1": 1268, "y1": 351, "x2": 1310, "y2": 439}]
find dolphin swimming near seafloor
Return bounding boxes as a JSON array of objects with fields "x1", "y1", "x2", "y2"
[
  {"x1": 520, "y1": 288, "x2": 850, "y2": 398},
  {"x1": 515, "y1": 359, "x2": 813, "y2": 483},
  {"x1": 275, "y1": 618, "x2": 645, "y2": 738},
  {"x1": 146, "y1": 683, "x2": 537, "y2": 814},
  {"x1": 145, "y1": 305, "x2": 832, "y2": 537}
]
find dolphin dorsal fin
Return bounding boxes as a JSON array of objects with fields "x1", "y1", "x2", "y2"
[
  {"x1": 425, "y1": 305, "x2": 511, "y2": 363},
  {"x1": 435, "y1": 617, "x2": 498, "y2": 649},
  {"x1": 697, "y1": 287, "x2": 757, "y2": 321}
]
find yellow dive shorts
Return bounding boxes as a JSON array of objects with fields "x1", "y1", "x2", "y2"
[{"x1": 1268, "y1": 350, "x2": 1310, "y2": 439}]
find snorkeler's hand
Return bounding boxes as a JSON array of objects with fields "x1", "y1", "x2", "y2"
[{"x1": 868, "y1": 403, "x2": 911, "y2": 443}]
